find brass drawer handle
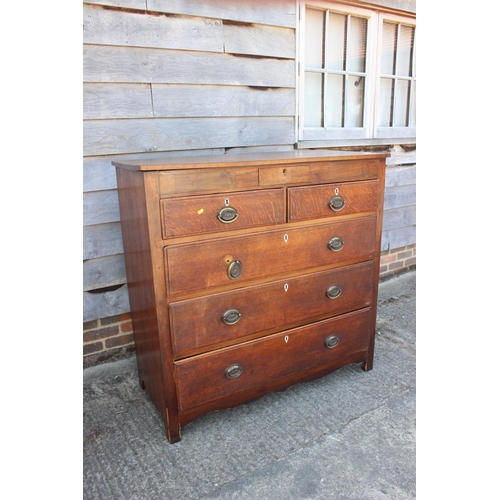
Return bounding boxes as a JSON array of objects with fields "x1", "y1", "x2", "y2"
[
  {"x1": 326, "y1": 285, "x2": 342, "y2": 299},
  {"x1": 328, "y1": 236, "x2": 344, "y2": 252},
  {"x1": 217, "y1": 206, "x2": 239, "y2": 224},
  {"x1": 227, "y1": 259, "x2": 243, "y2": 280},
  {"x1": 325, "y1": 334, "x2": 340, "y2": 349},
  {"x1": 329, "y1": 195, "x2": 345, "y2": 212},
  {"x1": 221, "y1": 308, "x2": 242, "y2": 325},
  {"x1": 225, "y1": 363, "x2": 243, "y2": 379}
]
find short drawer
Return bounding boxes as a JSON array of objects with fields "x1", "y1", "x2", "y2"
[
  {"x1": 160, "y1": 188, "x2": 285, "y2": 238},
  {"x1": 165, "y1": 216, "x2": 377, "y2": 295},
  {"x1": 170, "y1": 261, "x2": 374, "y2": 356},
  {"x1": 175, "y1": 307, "x2": 372, "y2": 411},
  {"x1": 288, "y1": 180, "x2": 379, "y2": 222}
]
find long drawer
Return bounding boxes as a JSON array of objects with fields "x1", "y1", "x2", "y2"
[
  {"x1": 288, "y1": 180, "x2": 378, "y2": 222},
  {"x1": 165, "y1": 216, "x2": 377, "y2": 295},
  {"x1": 175, "y1": 307, "x2": 372, "y2": 411},
  {"x1": 170, "y1": 261, "x2": 374, "y2": 356},
  {"x1": 160, "y1": 188, "x2": 285, "y2": 238}
]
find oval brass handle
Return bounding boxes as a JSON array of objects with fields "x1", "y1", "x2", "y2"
[
  {"x1": 221, "y1": 308, "x2": 242, "y2": 325},
  {"x1": 227, "y1": 259, "x2": 243, "y2": 280},
  {"x1": 328, "y1": 236, "x2": 344, "y2": 252},
  {"x1": 326, "y1": 285, "x2": 342, "y2": 299},
  {"x1": 217, "y1": 206, "x2": 239, "y2": 224},
  {"x1": 225, "y1": 363, "x2": 243, "y2": 379},
  {"x1": 325, "y1": 334, "x2": 340, "y2": 349},
  {"x1": 329, "y1": 195, "x2": 345, "y2": 212}
]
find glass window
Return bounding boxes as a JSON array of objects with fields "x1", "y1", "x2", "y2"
[
  {"x1": 299, "y1": 2, "x2": 416, "y2": 142},
  {"x1": 303, "y1": 8, "x2": 368, "y2": 131},
  {"x1": 378, "y1": 21, "x2": 416, "y2": 130}
]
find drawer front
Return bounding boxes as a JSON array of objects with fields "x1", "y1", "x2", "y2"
[
  {"x1": 165, "y1": 216, "x2": 376, "y2": 295},
  {"x1": 288, "y1": 180, "x2": 379, "y2": 222},
  {"x1": 160, "y1": 189, "x2": 285, "y2": 238},
  {"x1": 170, "y1": 261, "x2": 374, "y2": 356},
  {"x1": 175, "y1": 307, "x2": 372, "y2": 411},
  {"x1": 258, "y1": 159, "x2": 380, "y2": 186}
]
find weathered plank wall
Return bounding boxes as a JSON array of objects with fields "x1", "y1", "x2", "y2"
[
  {"x1": 83, "y1": 0, "x2": 416, "y2": 323},
  {"x1": 83, "y1": 0, "x2": 297, "y2": 322},
  {"x1": 382, "y1": 147, "x2": 416, "y2": 251}
]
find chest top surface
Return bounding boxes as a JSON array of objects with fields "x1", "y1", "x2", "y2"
[{"x1": 112, "y1": 150, "x2": 390, "y2": 172}]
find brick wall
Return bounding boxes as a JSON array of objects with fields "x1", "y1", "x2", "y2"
[
  {"x1": 83, "y1": 313, "x2": 135, "y2": 368},
  {"x1": 83, "y1": 246, "x2": 416, "y2": 366},
  {"x1": 379, "y1": 244, "x2": 416, "y2": 280}
]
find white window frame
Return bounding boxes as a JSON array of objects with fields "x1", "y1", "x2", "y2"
[
  {"x1": 374, "y1": 12, "x2": 417, "y2": 139},
  {"x1": 297, "y1": 1, "x2": 416, "y2": 144}
]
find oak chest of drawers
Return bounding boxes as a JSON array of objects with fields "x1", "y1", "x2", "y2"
[{"x1": 113, "y1": 150, "x2": 388, "y2": 443}]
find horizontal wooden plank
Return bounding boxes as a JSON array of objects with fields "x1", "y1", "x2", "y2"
[
  {"x1": 83, "y1": 83, "x2": 152, "y2": 119},
  {"x1": 83, "y1": 45, "x2": 295, "y2": 87},
  {"x1": 84, "y1": 157, "x2": 119, "y2": 192},
  {"x1": 378, "y1": 0, "x2": 416, "y2": 14},
  {"x1": 83, "y1": 149, "x2": 226, "y2": 192},
  {"x1": 383, "y1": 185, "x2": 416, "y2": 211},
  {"x1": 84, "y1": 223, "x2": 124, "y2": 260},
  {"x1": 84, "y1": 254, "x2": 127, "y2": 291},
  {"x1": 83, "y1": 190, "x2": 120, "y2": 226},
  {"x1": 381, "y1": 225, "x2": 416, "y2": 252},
  {"x1": 85, "y1": 0, "x2": 146, "y2": 9},
  {"x1": 83, "y1": 285, "x2": 130, "y2": 323},
  {"x1": 386, "y1": 145, "x2": 416, "y2": 165},
  {"x1": 382, "y1": 205, "x2": 416, "y2": 232},
  {"x1": 148, "y1": 0, "x2": 296, "y2": 28},
  {"x1": 83, "y1": 116, "x2": 295, "y2": 156},
  {"x1": 225, "y1": 144, "x2": 295, "y2": 155},
  {"x1": 152, "y1": 84, "x2": 295, "y2": 117},
  {"x1": 83, "y1": 4, "x2": 224, "y2": 52},
  {"x1": 385, "y1": 164, "x2": 416, "y2": 187},
  {"x1": 223, "y1": 22, "x2": 294, "y2": 58}
]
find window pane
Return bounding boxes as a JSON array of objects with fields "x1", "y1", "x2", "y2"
[
  {"x1": 409, "y1": 80, "x2": 416, "y2": 127},
  {"x1": 305, "y1": 8, "x2": 324, "y2": 69},
  {"x1": 325, "y1": 74, "x2": 344, "y2": 127},
  {"x1": 348, "y1": 16, "x2": 367, "y2": 73},
  {"x1": 381, "y1": 22, "x2": 397, "y2": 75},
  {"x1": 397, "y1": 25, "x2": 414, "y2": 77},
  {"x1": 305, "y1": 72, "x2": 323, "y2": 127},
  {"x1": 394, "y1": 79, "x2": 409, "y2": 127},
  {"x1": 346, "y1": 76, "x2": 364, "y2": 127},
  {"x1": 326, "y1": 13, "x2": 346, "y2": 71},
  {"x1": 378, "y1": 78, "x2": 393, "y2": 127}
]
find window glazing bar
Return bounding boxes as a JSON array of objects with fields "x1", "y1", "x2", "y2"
[{"x1": 323, "y1": 9, "x2": 329, "y2": 128}]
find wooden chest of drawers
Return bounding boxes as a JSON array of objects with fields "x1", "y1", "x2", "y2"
[{"x1": 113, "y1": 150, "x2": 388, "y2": 443}]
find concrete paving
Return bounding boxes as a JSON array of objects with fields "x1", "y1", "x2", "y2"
[{"x1": 83, "y1": 270, "x2": 416, "y2": 500}]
